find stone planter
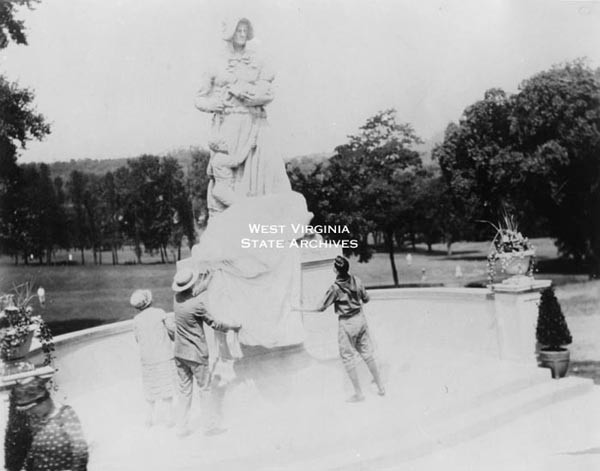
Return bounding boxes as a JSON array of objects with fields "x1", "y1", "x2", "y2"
[{"x1": 497, "y1": 250, "x2": 534, "y2": 276}]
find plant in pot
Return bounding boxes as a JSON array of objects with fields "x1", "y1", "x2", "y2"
[
  {"x1": 0, "y1": 282, "x2": 55, "y2": 378},
  {"x1": 536, "y1": 286, "x2": 572, "y2": 379},
  {"x1": 485, "y1": 214, "x2": 535, "y2": 286}
]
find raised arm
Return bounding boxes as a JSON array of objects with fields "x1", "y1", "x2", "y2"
[
  {"x1": 163, "y1": 311, "x2": 176, "y2": 336},
  {"x1": 358, "y1": 278, "x2": 370, "y2": 304},
  {"x1": 192, "y1": 299, "x2": 241, "y2": 333},
  {"x1": 295, "y1": 285, "x2": 337, "y2": 313}
]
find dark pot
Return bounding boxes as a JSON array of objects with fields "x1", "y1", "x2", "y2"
[{"x1": 538, "y1": 348, "x2": 570, "y2": 379}]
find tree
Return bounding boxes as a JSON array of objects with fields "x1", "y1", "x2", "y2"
[
  {"x1": 67, "y1": 170, "x2": 90, "y2": 264},
  {"x1": 156, "y1": 156, "x2": 195, "y2": 262},
  {"x1": 433, "y1": 88, "x2": 526, "y2": 240},
  {"x1": 117, "y1": 155, "x2": 195, "y2": 263},
  {"x1": 101, "y1": 171, "x2": 123, "y2": 265},
  {"x1": 0, "y1": 0, "x2": 50, "y2": 262},
  {"x1": 323, "y1": 109, "x2": 423, "y2": 285},
  {"x1": 411, "y1": 165, "x2": 458, "y2": 253},
  {"x1": 187, "y1": 147, "x2": 211, "y2": 228},
  {"x1": 287, "y1": 159, "x2": 329, "y2": 228},
  {"x1": 81, "y1": 174, "x2": 103, "y2": 264},
  {"x1": 37, "y1": 163, "x2": 61, "y2": 264},
  {"x1": 536, "y1": 287, "x2": 572, "y2": 350},
  {"x1": 435, "y1": 61, "x2": 600, "y2": 274},
  {"x1": 512, "y1": 61, "x2": 600, "y2": 274},
  {"x1": 0, "y1": 0, "x2": 39, "y2": 49},
  {"x1": 120, "y1": 156, "x2": 160, "y2": 264}
]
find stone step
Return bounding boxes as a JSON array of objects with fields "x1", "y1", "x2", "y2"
[{"x1": 279, "y1": 376, "x2": 594, "y2": 470}]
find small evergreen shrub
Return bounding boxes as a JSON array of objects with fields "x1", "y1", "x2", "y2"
[{"x1": 536, "y1": 287, "x2": 572, "y2": 350}]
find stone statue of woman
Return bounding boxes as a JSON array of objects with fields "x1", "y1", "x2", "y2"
[
  {"x1": 190, "y1": 18, "x2": 311, "y2": 353},
  {"x1": 195, "y1": 17, "x2": 291, "y2": 217}
]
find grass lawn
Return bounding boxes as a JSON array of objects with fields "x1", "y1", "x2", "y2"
[{"x1": 1, "y1": 238, "x2": 598, "y2": 381}]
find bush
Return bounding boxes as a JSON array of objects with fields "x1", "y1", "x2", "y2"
[{"x1": 536, "y1": 286, "x2": 572, "y2": 350}]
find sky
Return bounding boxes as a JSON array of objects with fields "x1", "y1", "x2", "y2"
[{"x1": 2, "y1": 0, "x2": 600, "y2": 163}]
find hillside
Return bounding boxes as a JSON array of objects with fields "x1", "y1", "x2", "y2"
[
  {"x1": 45, "y1": 148, "x2": 201, "y2": 182},
  {"x1": 43, "y1": 138, "x2": 444, "y2": 182}
]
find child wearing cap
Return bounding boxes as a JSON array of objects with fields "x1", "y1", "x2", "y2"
[
  {"x1": 130, "y1": 289, "x2": 176, "y2": 427},
  {"x1": 301, "y1": 255, "x2": 385, "y2": 402}
]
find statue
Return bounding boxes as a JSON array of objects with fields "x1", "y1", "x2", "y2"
[{"x1": 191, "y1": 17, "x2": 311, "y2": 352}]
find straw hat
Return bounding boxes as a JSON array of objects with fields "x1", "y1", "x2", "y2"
[{"x1": 172, "y1": 268, "x2": 199, "y2": 293}]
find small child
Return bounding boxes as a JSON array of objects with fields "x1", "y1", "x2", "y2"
[
  {"x1": 302, "y1": 256, "x2": 385, "y2": 402},
  {"x1": 130, "y1": 289, "x2": 176, "y2": 427}
]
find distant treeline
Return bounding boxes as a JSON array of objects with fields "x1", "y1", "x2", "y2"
[
  {"x1": 0, "y1": 148, "x2": 336, "y2": 266},
  {"x1": 0, "y1": 148, "x2": 210, "y2": 265}
]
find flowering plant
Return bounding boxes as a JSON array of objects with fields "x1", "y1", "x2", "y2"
[
  {"x1": 0, "y1": 282, "x2": 54, "y2": 368},
  {"x1": 484, "y1": 215, "x2": 536, "y2": 284}
]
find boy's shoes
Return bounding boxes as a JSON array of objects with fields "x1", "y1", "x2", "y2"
[
  {"x1": 176, "y1": 428, "x2": 192, "y2": 438},
  {"x1": 371, "y1": 379, "x2": 386, "y2": 396},
  {"x1": 346, "y1": 394, "x2": 365, "y2": 403},
  {"x1": 205, "y1": 426, "x2": 228, "y2": 436}
]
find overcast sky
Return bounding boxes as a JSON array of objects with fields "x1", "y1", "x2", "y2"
[{"x1": 2, "y1": 0, "x2": 599, "y2": 163}]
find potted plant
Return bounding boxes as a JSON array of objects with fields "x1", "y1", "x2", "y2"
[
  {"x1": 0, "y1": 282, "x2": 54, "y2": 377},
  {"x1": 485, "y1": 214, "x2": 535, "y2": 285},
  {"x1": 536, "y1": 286, "x2": 572, "y2": 379}
]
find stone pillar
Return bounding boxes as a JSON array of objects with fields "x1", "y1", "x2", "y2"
[
  {"x1": 492, "y1": 279, "x2": 552, "y2": 364},
  {"x1": 299, "y1": 246, "x2": 341, "y2": 307}
]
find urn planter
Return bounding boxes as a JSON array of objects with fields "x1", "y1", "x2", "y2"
[{"x1": 497, "y1": 249, "x2": 534, "y2": 277}]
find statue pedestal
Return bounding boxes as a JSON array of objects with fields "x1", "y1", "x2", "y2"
[
  {"x1": 299, "y1": 245, "x2": 342, "y2": 307},
  {"x1": 492, "y1": 279, "x2": 552, "y2": 365},
  {"x1": 175, "y1": 245, "x2": 341, "y2": 349}
]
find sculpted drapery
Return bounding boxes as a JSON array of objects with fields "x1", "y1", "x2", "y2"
[{"x1": 191, "y1": 18, "x2": 311, "y2": 349}]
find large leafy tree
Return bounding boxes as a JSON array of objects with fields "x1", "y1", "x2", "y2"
[
  {"x1": 411, "y1": 165, "x2": 462, "y2": 254},
  {"x1": 119, "y1": 155, "x2": 195, "y2": 263},
  {"x1": 433, "y1": 88, "x2": 526, "y2": 239},
  {"x1": 156, "y1": 156, "x2": 195, "y2": 262},
  {"x1": 322, "y1": 109, "x2": 423, "y2": 285},
  {"x1": 512, "y1": 61, "x2": 600, "y2": 273},
  {"x1": 0, "y1": 0, "x2": 50, "y2": 262},
  {"x1": 435, "y1": 61, "x2": 600, "y2": 274}
]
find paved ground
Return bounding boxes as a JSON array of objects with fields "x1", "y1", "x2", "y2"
[
  {"x1": 64, "y1": 323, "x2": 599, "y2": 471},
  {"x1": 4, "y1": 288, "x2": 598, "y2": 471}
]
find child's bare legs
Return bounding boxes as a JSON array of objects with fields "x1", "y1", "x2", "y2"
[
  {"x1": 203, "y1": 387, "x2": 227, "y2": 435},
  {"x1": 340, "y1": 326, "x2": 365, "y2": 402},
  {"x1": 145, "y1": 400, "x2": 156, "y2": 427},
  {"x1": 163, "y1": 397, "x2": 175, "y2": 427},
  {"x1": 344, "y1": 365, "x2": 365, "y2": 402},
  {"x1": 364, "y1": 357, "x2": 385, "y2": 396}
]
